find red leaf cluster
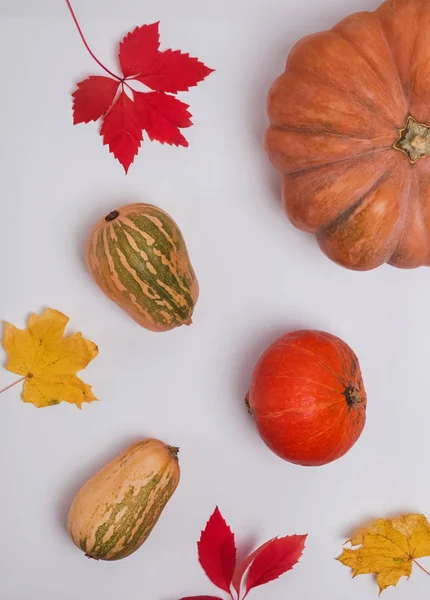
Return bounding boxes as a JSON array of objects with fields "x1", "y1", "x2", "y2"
[
  {"x1": 181, "y1": 507, "x2": 307, "y2": 600},
  {"x1": 72, "y1": 22, "x2": 213, "y2": 173}
]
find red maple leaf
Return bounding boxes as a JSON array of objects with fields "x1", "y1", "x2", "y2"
[
  {"x1": 183, "y1": 508, "x2": 307, "y2": 600},
  {"x1": 66, "y1": 1, "x2": 213, "y2": 173}
]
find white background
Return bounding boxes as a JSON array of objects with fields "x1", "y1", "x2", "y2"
[{"x1": 0, "y1": 0, "x2": 429, "y2": 598}]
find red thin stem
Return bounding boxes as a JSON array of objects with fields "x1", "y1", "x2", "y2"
[
  {"x1": 414, "y1": 559, "x2": 430, "y2": 577},
  {"x1": 123, "y1": 81, "x2": 134, "y2": 93},
  {"x1": 0, "y1": 377, "x2": 26, "y2": 395},
  {"x1": 64, "y1": 0, "x2": 122, "y2": 81}
]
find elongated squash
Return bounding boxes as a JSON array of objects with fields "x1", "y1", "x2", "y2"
[
  {"x1": 86, "y1": 203, "x2": 199, "y2": 332},
  {"x1": 68, "y1": 439, "x2": 180, "y2": 561}
]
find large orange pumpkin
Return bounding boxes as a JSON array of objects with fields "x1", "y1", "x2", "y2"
[
  {"x1": 246, "y1": 331, "x2": 367, "y2": 466},
  {"x1": 266, "y1": 0, "x2": 430, "y2": 270}
]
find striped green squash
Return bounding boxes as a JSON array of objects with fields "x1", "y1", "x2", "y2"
[
  {"x1": 68, "y1": 439, "x2": 180, "y2": 561},
  {"x1": 86, "y1": 203, "x2": 199, "y2": 332}
]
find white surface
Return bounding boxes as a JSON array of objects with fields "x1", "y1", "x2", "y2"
[{"x1": 0, "y1": 0, "x2": 429, "y2": 599}]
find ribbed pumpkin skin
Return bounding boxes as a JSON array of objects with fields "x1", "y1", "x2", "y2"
[
  {"x1": 266, "y1": 0, "x2": 430, "y2": 271},
  {"x1": 247, "y1": 331, "x2": 367, "y2": 466},
  {"x1": 68, "y1": 439, "x2": 180, "y2": 561},
  {"x1": 86, "y1": 203, "x2": 199, "y2": 332}
]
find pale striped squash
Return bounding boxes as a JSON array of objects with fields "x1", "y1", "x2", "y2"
[
  {"x1": 68, "y1": 439, "x2": 180, "y2": 561},
  {"x1": 86, "y1": 203, "x2": 199, "y2": 332}
]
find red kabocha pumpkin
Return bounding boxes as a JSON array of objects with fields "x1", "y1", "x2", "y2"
[
  {"x1": 266, "y1": 0, "x2": 430, "y2": 271},
  {"x1": 246, "y1": 331, "x2": 367, "y2": 466}
]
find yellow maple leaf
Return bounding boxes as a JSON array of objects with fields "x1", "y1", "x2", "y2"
[
  {"x1": 337, "y1": 513, "x2": 430, "y2": 594},
  {"x1": 2, "y1": 308, "x2": 98, "y2": 408}
]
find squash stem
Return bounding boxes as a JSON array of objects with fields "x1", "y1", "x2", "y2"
[
  {"x1": 105, "y1": 210, "x2": 120, "y2": 222},
  {"x1": 0, "y1": 377, "x2": 26, "y2": 395},
  {"x1": 167, "y1": 446, "x2": 180, "y2": 461},
  {"x1": 413, "y1": 559, "x2": 430, "y2": 576}
]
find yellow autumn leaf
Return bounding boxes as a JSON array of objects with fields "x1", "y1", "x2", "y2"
[
  {"x1": 2, "y1": 308, "x2": 98, "y2": 408},
  {"x1": 337, "y1": 513, "x2": 430, "y2": 594}
]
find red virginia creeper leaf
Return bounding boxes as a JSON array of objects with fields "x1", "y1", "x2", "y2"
[
  {"x1": 197, "y1": 507, "x2": 237, "y2": 594},
  {"x1": 244, "y1": 535, "x2": 307, "y2": 595},
  {"x1": 232, "y1": 539, "x2": 275, "y2": 596},
  {"x1": 69, "y1": 4, "x2": 213, "y2": 172},
  {"x1": 72, "y1": 76, "x2": 119, "y2": 124},
  {"x1": 119, "y1": 23, "x2": 160, "y2": 78},
  {"x1": 100, "y1": 91, "x2": 142, "y2": 173},
  {"x1": 134, "y1": 92, "x2": 190, "y2": 147},
  {"x1": 137, "y1": 49, "x2": 214, "y2": 93},
  {"x1": 143, "y1": 92, "x2": 192, "y2": 128}
]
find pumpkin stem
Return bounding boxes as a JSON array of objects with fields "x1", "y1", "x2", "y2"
[
  {"x1": 344, "y1": 386, "x2": 362, "y2": 408},
  {"x1": 167, "y1": 445, "x2": 180, "y2": 460},
  {"x1": 85, "y1": 553, "x2": 99, "y2": 561},
  {"x1": 394, "y1": 116, "x2": 430, "y2": 163},
  {"x1": 105, "y1": 210, "x2": 119, "y2": 222}
]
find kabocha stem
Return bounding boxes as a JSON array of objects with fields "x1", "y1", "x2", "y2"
[
  {"x1": 64, "y1": 0, "x2": 122, "y2": 81},
  {"x1": 0, "y1": 377, "x2": 26, "y2": 395},
  {"x1": 245, "y1": 393, "x2": 254, "y2": 417},
  {"x1": 344, "y1": 386, "x2": 362, "y2": 407},
  {"x1": 414, "y1": 559, "x2": 430, "y2": 577}
]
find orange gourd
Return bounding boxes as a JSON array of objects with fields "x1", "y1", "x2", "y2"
[{"x1": 266, "y1": 0, "x2": 430, "y2": 270}]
